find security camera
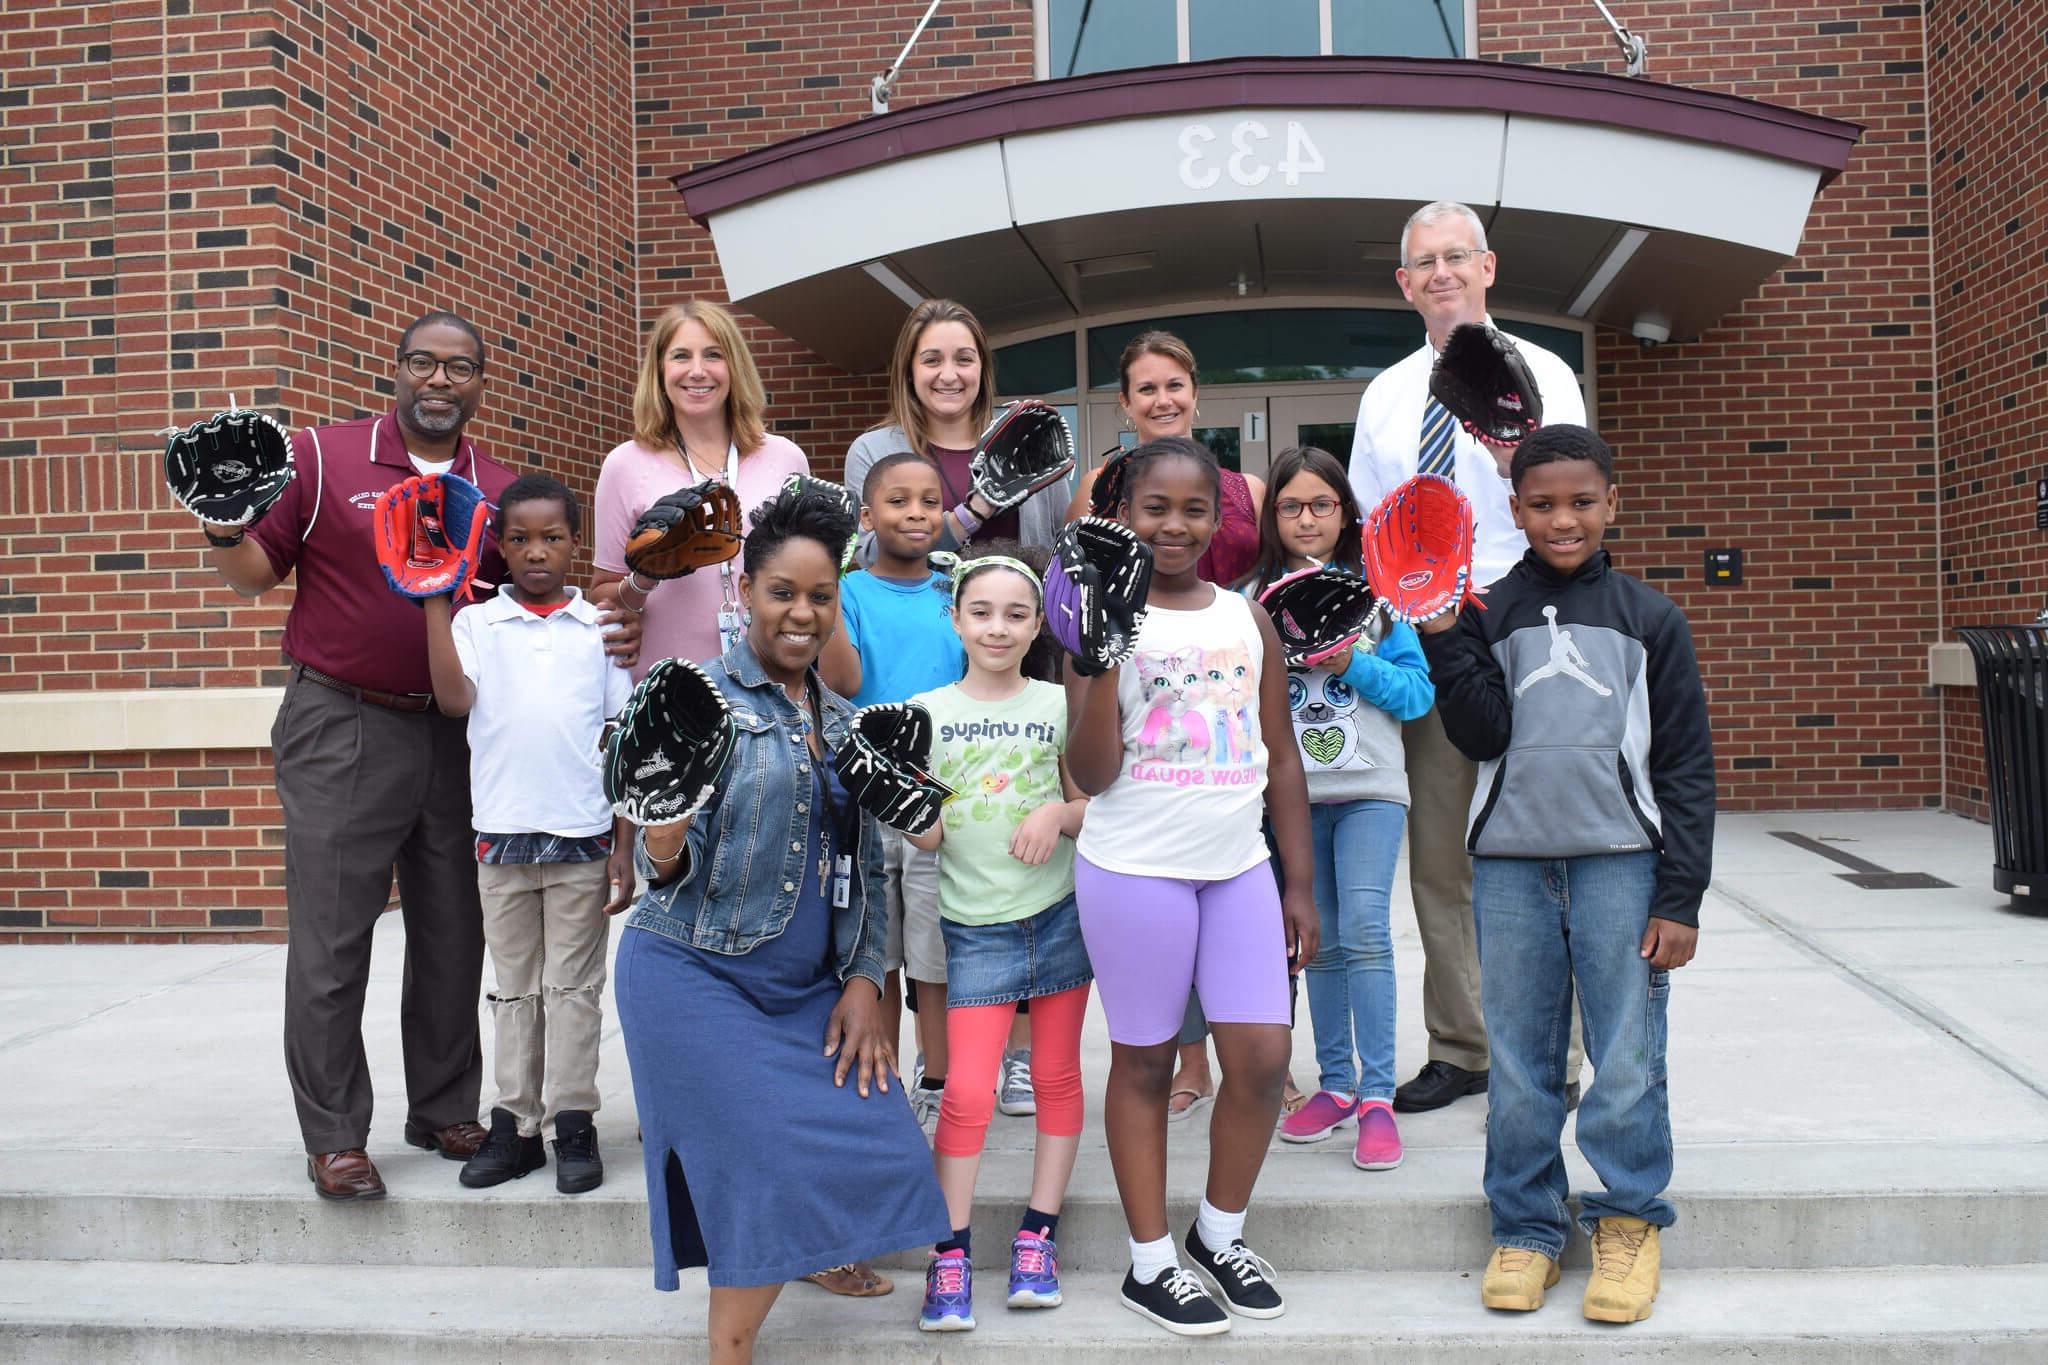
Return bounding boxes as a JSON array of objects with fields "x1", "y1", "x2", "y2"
[{"x1": 1631, "y1": 316, "x2": 1671, "y2": 350}]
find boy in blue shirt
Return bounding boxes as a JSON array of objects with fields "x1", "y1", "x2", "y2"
[
  {"x1": 420, "y1": 474, "x2": 633, "y2": 1195},
  {"x1": 1417, "y1": 425, "x2": 1714, "y2": 1324},
  {"x1": 821, "y1": 452, "x2": 966, "y2": 1125}
]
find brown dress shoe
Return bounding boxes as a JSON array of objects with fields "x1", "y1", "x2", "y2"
[
  {"x1": 307, "y1": 1149, "x2": 386, "y2": 1201},
  {"x1": 403, "y1": 1118, "x2": 488, "y2": 1160}
]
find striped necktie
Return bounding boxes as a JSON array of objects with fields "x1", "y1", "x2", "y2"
[{"x1": 1418, "y1": 396, "x2": 1457, "y2": 478}]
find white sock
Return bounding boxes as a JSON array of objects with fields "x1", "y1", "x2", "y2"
[
  {"x1": 1196, "y1": 1197, "x2": 1246, "y2": 1251},
  {"x1": 1129, "y1": 1233, "x2": 1178, "y2": 1284}
]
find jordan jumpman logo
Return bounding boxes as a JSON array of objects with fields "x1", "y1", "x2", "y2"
[{"x1": 1514, "y1": 605, "x2": 1612, "y2": 698}]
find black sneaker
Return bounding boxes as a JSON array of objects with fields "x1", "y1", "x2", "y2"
[
  {"x1": 1185, "y1": 1225, "x2": 1285, "y2": 1319},
  {"x1": 458, "y1": 1107, "x2": 545, "y2": 1189},
  {"x1": 552, "y1": 1110, "x2": 604, "y2": 1194},
  {"x1": 1392, "y1": 1059, "x2": 1489, "y2": 1113},
  {"x1": 1119, "y1": 1264, "x2": 1230, "y2": 1337},
  {"x1": 1565, "y1": 1079, "x2": 1582, "y2": 1113}
]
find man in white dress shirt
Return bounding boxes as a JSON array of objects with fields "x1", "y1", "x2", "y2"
[{"x1": 1348, "y1": 200, "x2": 1587, "y2": 1113}]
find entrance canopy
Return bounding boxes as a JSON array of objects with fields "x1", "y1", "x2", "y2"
[{"x1": 670, "y1": 56, "x2": 1860, "y2": 372}]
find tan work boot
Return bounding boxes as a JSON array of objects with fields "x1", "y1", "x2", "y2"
[
  {"x1": 1583, "y1": 1216, "x2": 1661, "y2": 1323},
  {"x1": 1480, "y1": 1246, "x2": 1561, "y2": 1310}
]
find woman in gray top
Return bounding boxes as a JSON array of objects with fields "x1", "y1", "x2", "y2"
[{"x1": 844, "y1": 299, "x2": 1063, "y2": 565}]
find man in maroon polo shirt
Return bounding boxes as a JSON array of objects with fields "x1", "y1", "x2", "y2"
[{"x1": 198, "y1": 311, "x2": 640, "y2": 1201}]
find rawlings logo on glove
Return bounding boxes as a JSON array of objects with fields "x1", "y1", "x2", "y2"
[
  {"x1": 374, "y1": 472, "x2": 493, "y2": 602},
  {"x1": 1363, "y1": 474, "x2": 1485, "y2": 626},
  {"x1": 624, "y1": 480, "x2": 743, "y2": 581},
  {"x1": 971, "y1": 400, "x2": 1076, "y2": 515},
  {"x1": 605, "y1": 658, "x2": 736, "y2": 826},
  {"x1": 833, "y1": 702, "x2": 954, "y2": 836},
  {"x1": 163, "y1": 406, "x2": 295, "y2": 526}
]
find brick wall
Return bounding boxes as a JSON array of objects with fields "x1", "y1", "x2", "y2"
[
  {"x1": 1480, "y1": 1, "x2": 1942, "y2": 809},
  {"x1": 633, "y1": 1, "x2": 1035, "y2": 474},
  {"x1": 0, "y1": 0, "x2": 636, "y2": 938},
  {"x1": 1926, "y1": 0, "x2": 2048, "y2": 820}
]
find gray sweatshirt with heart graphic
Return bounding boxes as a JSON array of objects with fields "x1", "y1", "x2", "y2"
[{"x1": 1281, "y1": 612, "x2": 1436, "y2": 808}]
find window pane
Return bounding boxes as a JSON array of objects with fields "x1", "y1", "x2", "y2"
[
  {"x1": 1495, "y1": 319, "x2": 1584, "y2": 373},
  {"x1": 1332, "y1": 0, "x2": 1466, "y2": 59},
  {"x1": 1087, "y1": 309, "x2": 1426, "y2": 389},
  {"x1": 993, "y1": 332, "x2": 1078, "y2": 397},
  {"x1": 1047, "y1": 0, "x2": 1177, "y2": 78},
  {"x1": 1188, "y1": 0, "x2": 1319, "y2": 61}
]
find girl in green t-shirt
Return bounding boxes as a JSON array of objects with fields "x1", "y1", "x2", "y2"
[{"x1": 904, "y1": 550, "x2": 1091, "y2": 1332}]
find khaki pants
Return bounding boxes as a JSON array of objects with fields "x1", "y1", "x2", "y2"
[
  {"x1": 1403, "y1": 707, "x2": 1582, "y2": 1081},
  {"x1": 476, "y1": 859, "x2": 611, "y2": 1136}
]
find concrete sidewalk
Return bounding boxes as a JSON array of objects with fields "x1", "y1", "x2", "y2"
[{"x1": 4, "y1": 810, "x2": 2048, "y2": 1360}]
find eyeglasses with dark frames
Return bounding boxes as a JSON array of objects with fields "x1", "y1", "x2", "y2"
[
  {"x1": 400, "y1": 351, "x2": 482, "y2": 383},
  {"x1": 1276, "y1": 496, "x2": 1342, "y2": 520}
]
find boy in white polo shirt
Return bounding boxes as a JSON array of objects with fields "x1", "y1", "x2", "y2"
[{"x1": 420, "y1": 473, "x2": 633, "y2": 1195}]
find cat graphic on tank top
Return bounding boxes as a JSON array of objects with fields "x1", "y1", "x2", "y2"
[
  {"x1": 1204, "y1": 641, "x2": 1257, "y2": 765},
  {"x1": 1135, "y1": 646, "x2": 1212, "y2": 764}
]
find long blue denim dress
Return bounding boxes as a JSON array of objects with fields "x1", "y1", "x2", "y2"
[{"x1": 617, "y1": 755, "x2": 948, "y2": 1289}]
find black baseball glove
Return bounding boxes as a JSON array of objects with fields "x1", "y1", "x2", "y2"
[
  {"x1": 833, "y1": 702, "x2": 954, "y2": 836},
  {"x1": 1045, "y1": 517, "x2": 1154, "y2": 676},
  {"x1": 1258, "y1": 564, "x2": 1385, "y2": 670},
  {"x1": 782, "y1": 474, "x2": 860, "y2": 572},
  {"x1": 1088, "y1": 446, "x2": 1131, "y2": 517},
  {"x1": 604, "y1": 658, "x2": 737, "y2": 826},
  {"x1": 1429, "y1": 323, "x2": 1544, "y2": 446},
  {"x1": 970, "y1": 400, "x2": 1075, "y2": 514},
  {"x1": 163, "y1": 406, "x2": 295, "y2": 526},
  {"x1": 624, "y1": 480, "x2": 743, "y2": 581}
]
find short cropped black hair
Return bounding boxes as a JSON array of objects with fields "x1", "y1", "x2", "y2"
[
  {"x1": 862, "y1": 450, "x2": 940, "y2": 505},
  {"x1": 1510, "y1": 423, "x2": 1615, "y2": 489},
  {"x1": 398, "y1": 310, "x2": 487, "y2": 368},
  {"x1": 498, "y1": 473, "x2": 580, "y2": 538},
  {"x1": 744, "y1": 481, "x2": 857, "y2": 576},
  {"x1": 1119, "y1": 434, "x2": 1220, "y2": 503}
]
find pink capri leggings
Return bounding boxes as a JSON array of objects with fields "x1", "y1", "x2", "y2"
[
  {"x1": 1074, "y1": 855, "x2": 1291, "y2": 1046},
  {"x1": 933, "y1": 984, "x2": 1090, "y2": 1159}
]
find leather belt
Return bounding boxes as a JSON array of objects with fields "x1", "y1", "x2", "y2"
[{"x1": 292, "y1": 661, "x2": 435, "y2": 713}]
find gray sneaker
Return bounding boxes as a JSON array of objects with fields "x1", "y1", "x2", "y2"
[
  {"x1": 997, "y1": 1048, "x2": 1036, "y2": 1117},
  {"x1": 910, "y1": 1082, "x2": 944, "y2": 1130}
]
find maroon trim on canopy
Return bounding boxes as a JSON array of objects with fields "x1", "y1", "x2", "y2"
[{"x1": 669, "y1": 55, "x2": 1862, "y2": 220}]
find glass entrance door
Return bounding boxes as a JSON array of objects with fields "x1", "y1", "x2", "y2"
[
  {"x1": 1082, "y1": 386, "x2": 1361, "y2": 484},
  {"x1": 1269, "y1": 392, "x2": 1361, "y2": 465}
]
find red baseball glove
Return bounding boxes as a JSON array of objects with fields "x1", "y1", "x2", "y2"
[{"x1": 1362, "y1": 474, "x2": 1485, "y2": 625}]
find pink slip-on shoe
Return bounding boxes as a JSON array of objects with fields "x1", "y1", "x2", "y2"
[
  {"x1": 1279, "y1": 1090, "x2": 1358, "y2": 1143},
  {"x1": 1352, "y1": 1100, "x2": 1403, "y2": 1170}
]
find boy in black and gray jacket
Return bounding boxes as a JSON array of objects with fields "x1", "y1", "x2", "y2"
[{"x1": 1416, "y1": 424, "x2": 1714, "y2": 1326}]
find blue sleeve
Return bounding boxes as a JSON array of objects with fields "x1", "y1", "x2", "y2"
[
  {"x1": 1337, "y1": 621, "x2": 1436, "y2": 722},
  {"x1": 838, "y1": 575, "x2": 868, "y2": 660}
]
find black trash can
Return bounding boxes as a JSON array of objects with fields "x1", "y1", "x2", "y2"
[{"x1": 1956, "y1": 624, "x2": 2048, "y2": 903}]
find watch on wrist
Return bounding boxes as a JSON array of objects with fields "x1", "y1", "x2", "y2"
[{"x1": 204, "y1": 525, "x2": 247, "y2": 548}]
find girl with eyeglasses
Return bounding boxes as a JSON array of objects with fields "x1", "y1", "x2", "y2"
[{"x1": 1242, "y1": 446, "x2": 1435, "y2": 1170}]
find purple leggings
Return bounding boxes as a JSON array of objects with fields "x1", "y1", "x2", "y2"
[{"x1": 1074, "y1": 855, "x2": 1290, "y2": 1045}]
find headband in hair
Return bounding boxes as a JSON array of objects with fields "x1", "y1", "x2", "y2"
[{"x1": 932, "y1": 551, "x2": 1043, "y2": 604}]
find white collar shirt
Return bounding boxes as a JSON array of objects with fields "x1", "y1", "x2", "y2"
[
  {"x1": 450, "y1": 585, "x2": 633, "y2": 837},
  {"x1": 1347, "y1": 316, "x2": 1587, "y2": 589}
]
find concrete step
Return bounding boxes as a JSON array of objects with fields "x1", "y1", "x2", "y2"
[
  {"x1": 5, "y1": 1259, "x2": 2046, "y2": 1362},
  {"x1": 6, "y1": 1140, "x2": 2045, "y2": 1273}
]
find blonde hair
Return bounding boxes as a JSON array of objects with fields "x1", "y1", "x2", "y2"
[
  {"x1": 880, "y1": 299, "x2": 995, "y2": 453},
  {"x1": 632, "y1": 300, "x2": 768, "y2": 455},
  {"x1": 1118, "y1": 330, "x2": 1200, "y2": 397}
]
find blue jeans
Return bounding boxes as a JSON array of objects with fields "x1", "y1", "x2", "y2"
[
  {"x1": 1303, "y1": 800, "x2": 1406, "y2": 1102},
  {"x1": 1472, "y1": 852, "x2": 1674, "y2": 1257}
]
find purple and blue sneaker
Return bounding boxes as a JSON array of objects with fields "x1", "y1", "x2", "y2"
[
  {"x1": 1008, "y1": 1228, "x2": 1063, "y2": 1308},
  {"x1": 919, "y1": 1248, "x2": 975, "y2": 1332}
]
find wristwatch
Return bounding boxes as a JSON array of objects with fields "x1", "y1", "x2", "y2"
[{"x1": 203, "y1": 525, "x2": 246, "y2": 548}]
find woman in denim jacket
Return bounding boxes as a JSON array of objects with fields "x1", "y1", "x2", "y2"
[{"x1": 615, "y1": 485, "x2": 949, "y2": 1364}]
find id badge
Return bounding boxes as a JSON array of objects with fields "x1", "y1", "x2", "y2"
[{"x1": 831, "y1": 854, "x2": 853, "y2": 910}]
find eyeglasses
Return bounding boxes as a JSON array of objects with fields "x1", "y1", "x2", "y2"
[
  {"x1": 1276, "y1": 497, "x2": 1342, "y2": 520},
  {"x1": 1405, "y1": 247, "x2": 1480, "y2": 276},
  {"x1": 400, "y1": 351, "x2": 481, "y2": 383}
]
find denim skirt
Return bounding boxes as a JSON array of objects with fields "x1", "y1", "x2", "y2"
[{"x1": 940, "y1": 891, "x2": 1093, "y2": 1008}]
